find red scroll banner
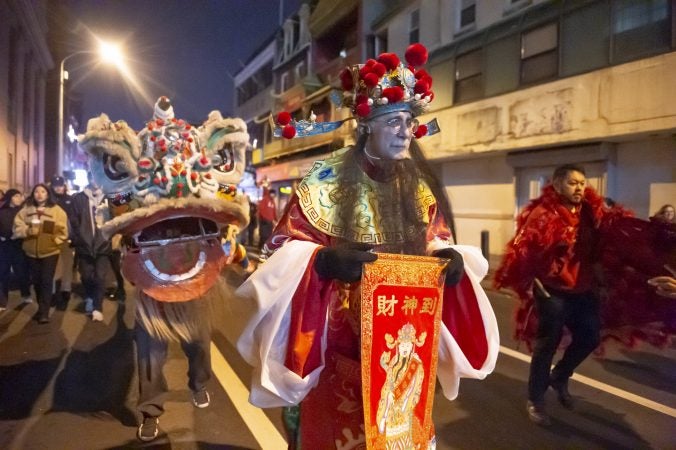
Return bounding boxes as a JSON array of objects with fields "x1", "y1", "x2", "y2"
[{"x1": 361, "y1": 253, "x2": 448, "y2": 450}]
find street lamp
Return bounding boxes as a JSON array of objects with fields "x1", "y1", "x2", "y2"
[{"x1": 57, "y1": 40, "x2": 126, "y2": 176}]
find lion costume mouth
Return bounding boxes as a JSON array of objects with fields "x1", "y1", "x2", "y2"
[{"x1": 110, "y1": 196, "x2": 248, "y2": 302}]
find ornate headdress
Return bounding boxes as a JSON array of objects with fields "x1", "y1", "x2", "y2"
[{"x1": 273, "y1": 43, "x2": 439, "y2": 140}]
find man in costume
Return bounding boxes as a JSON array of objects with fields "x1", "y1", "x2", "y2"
[
  {"x1": 495, "y1": 164, "x2": 676, "y2": 426},
  {"x1": 79, "y1": 97, "x2": 250, "y2": 442},
  {"x1": 232, "y1": 44, "x2": 499, "y2": 449}
]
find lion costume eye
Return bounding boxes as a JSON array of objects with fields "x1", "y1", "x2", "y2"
[
  {"x1": 215, "y1": 145, "x2": 235, "y2": 173},
  {"x1": 103, "y1": 153, "x2": 129, "y2": 181}
]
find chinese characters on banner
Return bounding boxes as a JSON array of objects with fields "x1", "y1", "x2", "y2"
[{"x1": 361, "y1": 253, "x2": 448, "y2": 450}]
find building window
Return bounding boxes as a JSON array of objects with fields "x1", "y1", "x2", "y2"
[
  {"x1": 520, "y1": 22, "x2": 558, "y2": 85},
  {"x1": 280, "y1": 72, "x2": 289, "y2": 92},
  {"x1": 367, "y1": 31, "x2": 388, "y2": 59},
  {"x1": 612, "y1": 0, "x2": 670, "y2": 63},
  {"x1": 455, "y1": 48, "x2": 483, "y2": 103},
  {"x1": 409, "y1": 9, "x2": 420, "y2": 44},
  {"x1": 561, "y1": 1, "x2": 609, "y2": 77},
  {"x1": 296, "y1": 61, "x2": 307, "y2": 80},
  {"x1": 459, "y1": 0, "x2": 476, "y2": 30}
]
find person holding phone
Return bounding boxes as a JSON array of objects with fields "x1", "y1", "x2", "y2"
[{"x1": 12, "y1": 184, "x2": 68, "y2": 323}]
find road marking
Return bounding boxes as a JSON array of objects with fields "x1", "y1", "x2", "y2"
[
  {"x1": 210, "y1": 342, "x2": 288, "y2": 449},
  {"x1": 499, "y1": 345, "x2": 676, "y2": 419}
]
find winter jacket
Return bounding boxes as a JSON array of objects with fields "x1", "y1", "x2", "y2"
[
  {"x1": 13, "y1": 204, "x2": 68, "y2": 258},
  {"x1": 0, "y1": 205, "x2": 22, "y2": 241},
  {"x1": 69, "y1": 188, "x2": 112, "y2": 257}
]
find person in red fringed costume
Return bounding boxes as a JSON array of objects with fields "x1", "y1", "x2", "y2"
[
  {"x1": 229, "y1": 43, "x2": 499, "y2": 450},
  {"x1": 495, "y1": 164, "x2": 676, "y2": 426}
]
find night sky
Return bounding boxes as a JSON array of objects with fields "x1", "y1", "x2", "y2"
[{"x1": 63, "y1": 0, "x2": 302, "y2": 130}]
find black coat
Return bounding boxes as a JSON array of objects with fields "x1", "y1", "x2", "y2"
[
  {"x1": 0, "y1": 205, "x2": 21, "y2": 241},
  {"x1": 69, "y1": 191, "x2": 111, "y2": 257}
]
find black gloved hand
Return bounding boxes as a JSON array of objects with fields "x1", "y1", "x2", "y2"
[
  {"x1": 433, "y1": 247, "x2": 465, "y2": 286},
  {"x1": 314, "y1": 242, "x2": 378, "y2": 282}
]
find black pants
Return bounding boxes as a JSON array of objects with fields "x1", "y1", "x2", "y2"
[
  {"x1": 0, "y1": 240, "x2": 31, "y2": 307},
  {"x1": 258, "y1": 219, "x2": 273, "y2": 250},
  {"x1": 528, "y1": 289, "x2": 601, "y2": 402},
  {"x1": 135, "y1": 322, "x2": 212, "y2": 418},
  {"x1": 78, "y1": 254, "x2": 109, "y2": 313},
  {"x1": 28, "y1": 254, "x2": 59, "y2": 320},
  {"x1": 108, "y1": 250, "x2": 125, "y2": 291}
]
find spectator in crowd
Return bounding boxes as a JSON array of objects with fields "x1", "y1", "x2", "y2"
[
  {"x1": 0, "y1": 189, "x2": 32, "y2": 312},
  {"x1": 257, "y1": 187, "x2": 277, "y2": 252},
  {"x1": 69, "y1": 172, "x2": 112, "y2": 322},
  {"x1": 652, "y1": 204, "x2": 675, "y2": 224},
  {"x1": 13, "y1": 184, "x2": 68, "y2": 323},
  {"x1": 50, "y1": 175, "x2": 76, "y2": 306}
]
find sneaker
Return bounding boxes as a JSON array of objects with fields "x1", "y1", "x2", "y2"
[
  {"x1": 21, "y1": 297, "x2": 33, "y2": 304},
  {"x1": 550, "y1": 378, "x2": 575, "y2": 410},
  {"x1": 92, "y1": 310, "x2": 103, "y2": 322},
  {"x1": 526, "y1": 400, "x2": 551, "y2": 426},
  {"x1": 37, "y1": 316, "x2": 50, "y2": 324},
  {"x1": 84, "y1": 298, "x2": 93, "y2": 314},
  {"x1": 137, "y1": 416, "x2": 159, "y2": 442},
  {"x1": 192, "y1": 389, "x2": 210, "y2": 408},
  {"x1": 0, "y1": 306, "x2": 6, "y2": 313}
]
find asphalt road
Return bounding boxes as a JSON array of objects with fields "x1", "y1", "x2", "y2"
[{"x1": 0, "y1": 260, "x2": 674, "y2": 449}]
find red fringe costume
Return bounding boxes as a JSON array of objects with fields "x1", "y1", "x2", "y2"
[{"x1": 495, "y1": 185, "x2": 676, "y2": 352}]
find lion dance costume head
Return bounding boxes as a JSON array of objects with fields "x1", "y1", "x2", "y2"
[{"x1": 78, "y1": 96, "x2": 249, "y2": 341}]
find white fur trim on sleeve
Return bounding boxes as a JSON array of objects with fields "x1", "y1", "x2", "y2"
[
  {"x1": 436, "y1": 245, "x2": 500, "y2": 400},
  {"x1": 234, "y1": 240, "x2": 325, "y2": 407}
]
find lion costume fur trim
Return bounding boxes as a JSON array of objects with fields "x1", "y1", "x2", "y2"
[
  {"x1": 100, "y1": 195, "x2": 249, "y2": 239},
  {"x1": 79, "y1": 113, "x2": 141, "y2": 160}
]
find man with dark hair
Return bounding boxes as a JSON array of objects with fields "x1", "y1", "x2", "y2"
[
  {"x1": 233, "y1": 44, "x2": 499, "y2": 449},
  {"x1": 496, "y1": 164, "x2": 610, "y2": 426}
]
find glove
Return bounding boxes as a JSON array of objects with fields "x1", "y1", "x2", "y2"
[
  {"x1": 314, "y1": 242, "x2": 378, "y2": 282},
  {"x1": 433, "y1": 247, "x2": 465, "y2": 286}
]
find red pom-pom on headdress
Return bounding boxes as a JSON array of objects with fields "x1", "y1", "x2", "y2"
[
  {"x1": 277, "y1": 111, "x2": 292, "y2": 126},
  {"x1": 339, "y1": 68, "x2": 354, "y2": 91},
  {"x1": 282, "y1": 125, "x2": 296, "y2": 139},
  {"x1": 382, "y1": 86, "x2": 404, "y2": 104},
  {"x1": 405, "y1": 43, "x2": 428, "y2": 67},
  {"x1": 355, "y1": 103, "x2": 371, "y2": 117},
  {"x1": 414, "y1": 69, "x2": 433, "y2": 88},
  {"x1": 371, "y1": 62, "x2": 387, "y2": 77},
  {"x1": 363, "y1": 72, "x2": 379, "y2": 87},
  {"x1": 377, "y1": 53, "x2": 400, "y2": 71},
  {"x1": 414, "y1": 124, "x2": 428, "y2": 139},
  {"x1": 414, "y1": 79, "x2": 430, "y2": 95},
  {"x1": 355, "y1": 94, "x2": 369, "y2": 105}
]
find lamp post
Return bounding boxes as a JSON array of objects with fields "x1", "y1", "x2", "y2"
[{"x1": 57, "y1": 41, "x2": 126, "y2": 176}]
